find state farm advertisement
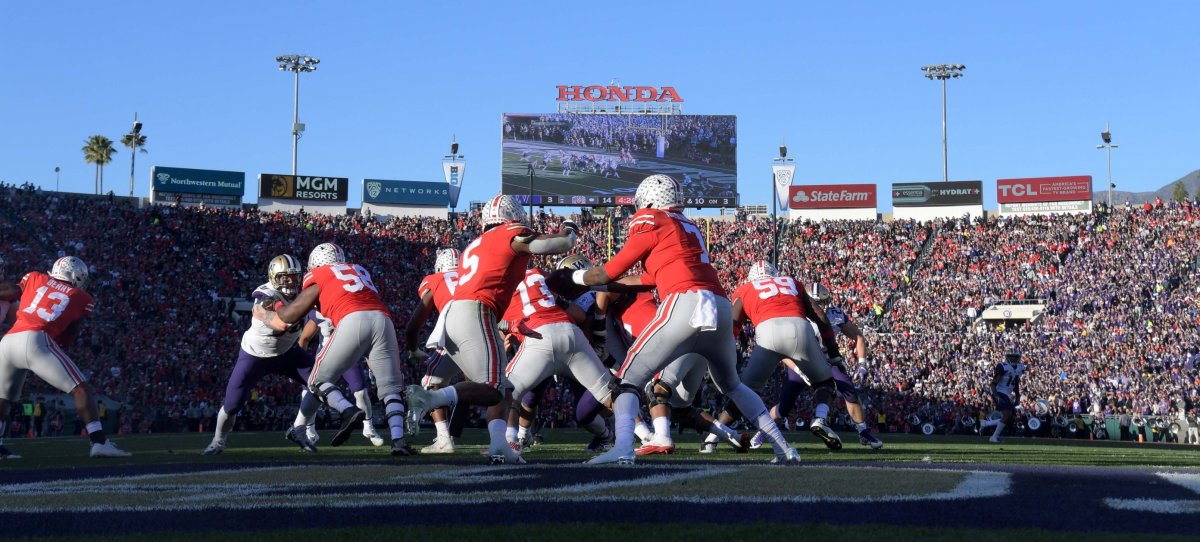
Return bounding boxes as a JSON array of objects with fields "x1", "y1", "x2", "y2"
[
  {"x1": 789, "y1": 184, "x2": 877, "y2": 209},
  {"x1": 996, "y1": 176, "x2": 1092, "y2": 203}
]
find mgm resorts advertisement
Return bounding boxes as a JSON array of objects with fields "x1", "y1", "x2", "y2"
[
  {"x1": 150, "y1": 166, "x2": 245, "y2": 206},
  {"x1": 259, "y1": 174, "x2": 349, "y2": 202},
  {"x1": 892, "y1": 181, "x2": 983, "y2": 207}
]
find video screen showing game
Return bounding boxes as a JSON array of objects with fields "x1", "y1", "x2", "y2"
[{"x1": 501, "y1": 113, "x2": 737, "y2": 207}]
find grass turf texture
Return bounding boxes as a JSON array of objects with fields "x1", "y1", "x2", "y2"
[{"x1": 2, "y1": 428, "x2": 1197, "y2": 470}]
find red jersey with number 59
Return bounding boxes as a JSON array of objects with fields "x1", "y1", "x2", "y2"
[
  {"x1": 731, "y1": 275, "x2": 810, "y2": 325},
  {"x1": 302, "y1": 263, "x2": 389, "y2": 326},
  {"x1": 418, "y1": 271, "x2": 459, "y2": 313},
  {"x1": 8, "y1": 271, "x2": 95, "y2": 344},
  {"x1": 452, "y1": 223, "x2": 532, "y2": 315},
  {"x1": 500, "y1": 268, "x2": 573, "y2": 335},
  {"x1": 602, "y1": 208, "x2": 724, "y2": 297}
]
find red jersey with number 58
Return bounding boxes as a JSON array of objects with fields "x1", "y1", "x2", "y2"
[
  {"x1": 452, "y1": 223, "x2": 532, "y2": 315},
  {"x1": 417, "y1": 270, "x2": 459, "y2": 313},
  {"x1": 731, "y1": 275, "x2": 810, "y2": 325},
  {"x1": 500, "y1": 268, "x2": 573, "y2": 335},
  {"x1": 8, "y1": 271, "x2": 95, "y2": 344},
  {"x1": 602, "y1": 208, "x2": 724, "y2": 297},
  {"x1": 302, "y1": 263, "x2": 389, "y2": 326}
]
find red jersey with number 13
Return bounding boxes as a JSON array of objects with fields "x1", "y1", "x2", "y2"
[
  {"x1": 731, "y1": 275, "x2": 811, "y2": 325},
  {"x1": 8, "y1": 271, "x2": 95, "y2": 344},
  {"x1": 303, "y1": 263, "x2": 390, "y2": 326},
  {"x1": 501, "y1": 268, "x2": 573, "y2": 336},
  {"x1": 602, "y1": 208, "x2": 724, "y2": 298},
  {"x1": 452, "y1": 223, "x2": 532, "y2": 315}
]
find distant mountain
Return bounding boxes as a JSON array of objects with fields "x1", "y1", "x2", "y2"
[{"x1": 1094, "y1": 170, "x2": 1200, "y2": 204}]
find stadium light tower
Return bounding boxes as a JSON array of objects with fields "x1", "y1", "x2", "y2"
[
  {"x1": 1097, "y1": 123, "x2": 1118, "y2": 209},
  {"x1": 276, "y1": 54, "x2": 320, "y2": 176},
  {"x1": 921, "y1": 64, "x2": 965, "y2": 182}
]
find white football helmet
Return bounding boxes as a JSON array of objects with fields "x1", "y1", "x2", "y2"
[
  {"x1": 809, "y1": 282, "x2": 832, "y2": 303},
  {"x1": 308, "y1": 242, "x2": 346, "y2": 270},
  {"x1": 434, "y1": 248, "x2": 461, "y2": 273},
  {"x1": 50, "y1": 256, "x2": 89, "y2": 289},
  {"x1": 746, "y1": 261, "x2": 778, "y2": 283},
  {"x1": 634, "y1": 174, "x2": 683, "y2": 210},
  {"x1": 268, "y1": 254, "x2": 304, "y2": 299},
  {"x1": 481, "y1": 195, "x2": 527, "y2": 229}
]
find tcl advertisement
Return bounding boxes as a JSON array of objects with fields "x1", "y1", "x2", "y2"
[
  {"x1": 789, "y1": 184, "x2": 877, "y2": 209},
  {"x1": 996, "y1": 176, "x2": 1092, "y2": 203}
]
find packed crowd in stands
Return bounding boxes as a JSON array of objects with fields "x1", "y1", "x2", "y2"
[{"x1": 2, "y1": 182, "x2": 1197, "y2": 440}]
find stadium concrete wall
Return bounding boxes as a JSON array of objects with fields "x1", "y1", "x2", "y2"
[
  {"x1": 256, "y1": 198, "x2": 347, "y2": 216},
  {"x1": 892, "y1": 204, "x2": 984, "y2": 222},
  {"x1": 788, "y1": 208, "x2": 877, "y2": 222},
  {"x1": 360, "y1": 203, "x2": 447, "y2": 219}
]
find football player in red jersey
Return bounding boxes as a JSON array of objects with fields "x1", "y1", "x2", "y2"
[
  {"x1": 271, "y1": 242, "x2": 415, "y2": 456},
  {"x1": 406, "y1": 194, "x2": 578, "y2": 464},
  {"x1": 404, "y1": 248, "x2": 463, "y2": 453},
  {"x1": 701, "y1": 261, "x2": 845, "y2": 452},
  {"x1": 547, "y1": 175, "x2": 801, "y2": 464},
  {"x1": 498, "y1": 266, "x2": 619, "y2": 456},
  {"x1": 0, "y1": 257, "x2": 130, "y2": 458}
]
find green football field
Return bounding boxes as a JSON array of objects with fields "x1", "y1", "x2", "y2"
[{"x1": 2, "y1": 430, "x2": 1199, "y2": 541}]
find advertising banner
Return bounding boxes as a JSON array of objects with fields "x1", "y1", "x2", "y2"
[
  {"x1": 363, "y1": 179, "x2": 450, "y2": 206},
  {"x1": 151, "y1": 166, "x2": 244, "y2": 196},
  {"x1": 259, "y1": 174, "x2": 348, "y2": 201},
  {"x1": 996, "y1": 176, "x2": 1092, "y2": 203},
  {"x1": 999, "y1": 201, "x2": 1093, "y2": 214},
  {"x1": 892, "y1": 181, "x2": 982, "y2": 207},
  {"x1": 789, "y1": 184, "x2": 877, "y2": 209}
]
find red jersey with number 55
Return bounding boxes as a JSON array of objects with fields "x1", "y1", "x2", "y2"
[
  {"x1": 418, "y1": 271, "x2": 459, "y2": 313},
  {"x1": 500, "y1": 268, "x2": 573, "y2": 335},
  {"x1": 731, "y1": 275, "x2": 810, "y2": 325},
  {"x1": 8, "y1": 271, "x2": 95, "y2": 344},
  {"x1": 452, "y1": 223, "x2": 532, "y2": 315},
  {"x1": 602, "y1": 208, "x2": 724, "y2": 298},
  {"x1": 303, "y1": 263, "x2": 390, "y2": 326}
]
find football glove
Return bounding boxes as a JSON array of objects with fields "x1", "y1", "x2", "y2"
[
  {"x1": 545, "y1": 268, "x2": 589, "y2": 299},
  {"x1": 560, "y1": 219, "x2": 579, "y2": 236}
]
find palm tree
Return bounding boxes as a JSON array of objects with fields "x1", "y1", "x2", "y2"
[
  {"x1": 120, "y1": 129, "x2": 148, "y2": 197},
  {"x1": 82, "y1": 135, "x2": 117, "y2": 195}
]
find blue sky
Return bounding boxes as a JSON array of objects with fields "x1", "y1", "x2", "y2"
[{"x1": 1, "y1": 2, "x2": 1196, "y2": 211}]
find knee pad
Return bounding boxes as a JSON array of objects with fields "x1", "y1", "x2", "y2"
[
  {"x1": 647, "y1": 380, "x2": 672, "y2": 408},
  {"x1": 812, "y1": 379, "x2": 837, "y2": 403},
  {"x1": 310, "y1": 381, "x2": 337, "y2": 402},
  {"x1": 383, "y1": 394, "x2": 405, "y2": 422}
]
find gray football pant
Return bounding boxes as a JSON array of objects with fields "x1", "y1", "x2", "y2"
[{"x1": 308, "y1": 310, "x2": 404, "y2": 397}]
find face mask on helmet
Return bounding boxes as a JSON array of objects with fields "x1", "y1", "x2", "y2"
[
  {"x1": 308, "y1": 243, "x2": 346, "y2": 270},
  {"x1": 49, "y1": 256, "x2": 89, "y2": 290},
  {"x1": 269, "y1": 254, "x2": 304, "y2": 299},
  {"x1": 634, "y1": 174, "x2": 683, "y2": 210},
  {"x1": 557, "y1": 255, "x2": 593, "y2": 271},
  {"x1": 746, "y1": 261, "x2": 778, "y2": 282},
  {"x1": 481, "y1": 195, "x2": 527, "y2": 229},
  {"x1": 434, "y1": 248, "x2": 461, "y2": 273}
]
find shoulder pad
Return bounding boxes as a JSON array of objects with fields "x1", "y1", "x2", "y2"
[{"x1": 252, "y1": 284, "x2": 279, "y2": 300}]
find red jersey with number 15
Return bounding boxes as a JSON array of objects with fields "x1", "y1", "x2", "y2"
[
  {"x1": 731, "y1": 275, "x2": 811, "y2": 325},
  {"x1": 602, "y1": 208, "x2": 724, "y2": 298},
  {"x1": 500, "y1": 268, "x2": 573, "y2": 336},
  {"x1": 8, "y1": 271, "x2": 95, "y2": 344},
  {"x1": 417, "y1": 270, "x2": 459, "y2": 313},
  {"x1": 452, "y1": 223, "x2": 533, "y2": 315},
  {"x1": 302, "y1": 263, "x2": 390, "y2": 326}
]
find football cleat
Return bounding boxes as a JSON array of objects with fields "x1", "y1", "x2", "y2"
[
  {"x1": 0, "y1": 445, "x2": 22, "y2": 459},
  {"x1": 391, "y1": 438, "x2": 416, "y2": 456},
  {"x1": 731, "y1": 432, "x2": 752, "y2": 453},
  {"x1": 859, "y1": 431, "x2": 884, "y2": 450},
  {"x1": 770, "y1": 447, "x2": 802, "y2": 465},
  {"x1": 404, "y1": 385, "x2": 435, "y2": 436},
  {"x1": 585, "y1": 432, "x2": 613, "y2": 452},
  {"x1": 89, "y1": 440, "x2": 131, "y2": 458},
  {"x1": 421, "y1": 436, "x2": 456, "y2": 454},
  {"x1": 487, "y1": 443, "x2": 527, "y2": 465},
  {"x1": 331, "y1": 407, "x2": 366, "y2": 447},
  {"x1": 286, "y1": 425, "x2": 319, "y2": 453},
  {"x1": 989, "y1": 437, "x2": 1003, "y2": 444},
  {"x1": 749, "y1": 430, "x2": 766, "y2": 449},
  {"x1": 810, "y1": 418, "x2": 843, "y2": 450},
  {"x1": 698, "y1": 441, "x2": 717, "y2": 454},
  {"x1": 201, "y1": 441, "x2": 225, "y2": 456},
  {"x1": 306, "y1": 423, "x2": 320, "y2": 444},
  {"x1": 635, "y1": 441, "x2": 675, "y2": 456},
  {"x1": 586, "y1": 445, "x2": 636, "y2": 465},
  {"x1": 363, "y1": 422, "x2": 386, "y2": 447},
  {"x1": 508, "y1": 440, "x2": 524, "y2": 455}
]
